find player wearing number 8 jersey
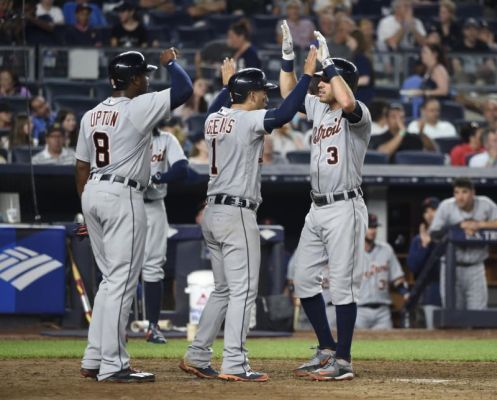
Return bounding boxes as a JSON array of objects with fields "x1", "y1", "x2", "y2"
[
  {"x1": 75, "y1": 49, "x2": 192, "y2": 383},
  {"x1": 180, "y1": 49, "x2": 317, "y2": 382},
  {"x1": 279, "y1": 22, "x2": 371, "y2": 380}
]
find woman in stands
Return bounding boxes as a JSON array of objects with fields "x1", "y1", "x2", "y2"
[
  {"x1": 0, "y1": 69, "x2": 31, "y2": 97},
  {"x1": 226, "y1": 19, "x2": 261, "y2": 69},
  {"x1": 10, "y1": 114, "x2": 33, "y2": 147},
  {"x1": 434, "y1": 0, "x2": 460, "y2": 51},
  {"x1": 56, "y1": 109, "x2": 78, "y2": 148},
  {"x1": 173, "y1": 78, "x2": 209, "y2": 123},
  {"x1": 110, "y1": 2, "x2": 148, "y2": 48},
  {"x1": 414, "y1": 44, "x2": 451, "y2": 100}
]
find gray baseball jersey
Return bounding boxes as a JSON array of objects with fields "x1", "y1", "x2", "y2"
[
  {"x1": 429, "y1": 196, "x2": 497, "y2": 265},
  {"x1": 76, "y1": 90, "x2": 171, "y2": 186},
  {"x1": 305, "y1": 95, "x2": 371, "y2": 194},
  {"x1": 358, "y1": 241, "x2": 404, "y2": 306},
  {"x1": 205, "y1": 106, "x2": 268, "y2": 203}
]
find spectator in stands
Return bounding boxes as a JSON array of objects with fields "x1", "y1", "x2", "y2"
[
  {"x1": 24, "y1": 1, "x2": 59, "y2": 45},
  {"x1": 425, "y1": 24, "x2": 442, "y2": 47},
  {"x1": 10, "y1": 113, "x2": 33, "y2": 147},
  {"x1": 370, "y1": 99, "x2": 389, "y2": 136},
  {"x1": 173, "y1": 78, "x2": 209, "y2": 123},
  {"x1": 29, "y1": 95, "x2": 56, "y2": 145},
  {"x1": 185, "y1": 0, "x2": 226, "y2": 20},
  {"x1": 407, "y1": 97, "x2": 457, "y2": 139},
  {"x1": 271, "y1": 123, "x2": 304, "y2": 157},
  {"x1": 56, "y1": 109, "x2": 78, "y2": 148},
  {"x1": 358, "y1": 18, "x2": 375, "y2": 55},
  {"x1": 350, "y1": 29, "x2": 374, "y2": 105},
  {"x1": 454, "y1": 18, "x2": 490, "y2": 53},
  {"x1": 434, "y1": 0, "x2": 460, "y2": 51},
  {"x1": 36, "y1": 0, "x2": 64, "y2": 25},
  {"x1": 111, "y1": 2, "x2": 148, "y2": 48},
  {"x1": 313, "y1": 0, "x2": 352, "y2": 18},
  {"x1": 479, "y1": 20, "x2": 497, "y2": 52},
  {"x1": 369, "y1": 103, "x2": 436, "y2": 162},
  {"x1": 0, "y1": 101, "x2": 12, "y2": 150},
  {"x1": 32, "y1": 124, "x2": 76, "y2": 165},
  {"x1": 227, "y1": 19, "x2": 261, "y2": 70},
  {"x1": 64, "y1": 3, "x2": 102, "y2": 46},
  {"x1": 262, "y1": 136, "x2": 286, "y2": 165},
  {"x1": 63, "y1": 0, "x2": 106, "y2": 27},
  {"x1": 0, "y1": 69, "x2": 31, "y2": 97},
  {"x1": 414, "y1": 44, "x2": 450, "y2": 99},
  {"x1": 376, "y1": 0, "x2": 426, "y2": 52},
  {"x1": 326, "y1": 15, "x2": 355, "y2": 61},
  {"x1": 406, "y1": 196, "x2": 442, "y2": 329},
  {"x1": 188, "y1": 131, "x2": 209, "y2": 164},
  {"x1": 276, "y1": 0, "x2": 315, "y2": 50},
  {"x1": 468, "y1": 128, "x2": 497, "y2": 168},
  {"x1": 450, "y1": 122, "x2": 483, "y2": 166},
  {"x1": 0, "y1": 0, "x2": 20, "y2": 45},
  {"x1": 482, "y1": 98, "x2": 497, "y2": 131}
]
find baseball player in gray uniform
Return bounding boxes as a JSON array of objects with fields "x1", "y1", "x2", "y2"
[
  {"x1": 142, "y1": 126, "x2": 188, "y2": 344},
  {"x1": 279, "y1": 22, "x2": 371, "y2": 381},
  {"x1": 76, "y1": 49, "x2": 192, "y2": 383},
  {"x1": 429, "y1": 177, "x2": 497, "y2": 310},
  {"x1": 180, "y1": 49, "x2": 317, "y2": 382},
  {"x1": 356, "y1": 213, "x2": 408, "y2": 330}
]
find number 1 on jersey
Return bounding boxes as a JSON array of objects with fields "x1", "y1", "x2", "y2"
[{"x1": 210, "y1": 138, "x2": 218, "y2": 175}]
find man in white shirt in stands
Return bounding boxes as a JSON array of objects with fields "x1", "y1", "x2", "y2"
[
  {"x1": 32, "y1": 124, "x2": 76, "y2": 165},
  {"x1": 469, "y1": 128, "x2": 497, "y2": 167},
  {"x1": 376, "y1": 0, "x2": 426, "y2": 52},
  {"x1": 36, "y1": 0, "x2": 65, "y2": 24},
  {"x1": 407, "y1": 97, "x2": 457, "y2": 139}
]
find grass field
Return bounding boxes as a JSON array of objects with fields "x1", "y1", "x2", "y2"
[{"x1": 1, "y1": 337, "x2": 497, "y2": 361}]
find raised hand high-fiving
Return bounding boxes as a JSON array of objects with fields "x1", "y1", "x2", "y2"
[{"x1": 281, "y1": 20, "x2": 295, "y2": 60}]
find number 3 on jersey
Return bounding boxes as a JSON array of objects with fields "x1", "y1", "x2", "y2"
[
  {"x1": 327, "y1": 146, "x2": 338, "y2": 165},
  {"x1": 93, "y1": 132, "x2": 110, "y2": 167}
]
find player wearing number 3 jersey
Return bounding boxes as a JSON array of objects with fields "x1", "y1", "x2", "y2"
[
  {"x1": 75, "y1": 50, "x2": 192, "y2": 383},
  {"x1": 280, "y1": 23, "x2": 371, "y2": 381}
]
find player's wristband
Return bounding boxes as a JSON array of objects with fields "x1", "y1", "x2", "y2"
[
  {"x1": 281, "y1": 58, "x2": 294, "y2": 72},
  {"x1": 322, "y1": 60, "x2": 338, "y2": 80},
  {"x1": 396, "y1": 283, "x2": 409, "y2": 296}
]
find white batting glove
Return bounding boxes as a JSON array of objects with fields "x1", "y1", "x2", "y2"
[
  {"x1": 281, "y1": 20, "x2": 295, "y2": 60},
  {"x1": 314, "y1": 30, "x2": 333, "y2": 67}
]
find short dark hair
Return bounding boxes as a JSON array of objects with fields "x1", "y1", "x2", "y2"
[
  {"x1": 229, "y1": 19, "x2": 251, "y2": 40},
  {"x1": 459, "y1": 121, "x2": 480, "y2": 144},
  {"x1": 453, "y1": 177, "x2": 474, "y2": 191}
]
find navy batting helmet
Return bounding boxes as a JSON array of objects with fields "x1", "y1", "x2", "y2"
[
  {"x1": 228, "y1": 68, "x2": 278, "y2": 104},
  {"x1": 108, "y1": 51, "x2": 157, "y2": 90},
  {"x1": 314, "y1": 58, "x2": 359, "y2": 93}
]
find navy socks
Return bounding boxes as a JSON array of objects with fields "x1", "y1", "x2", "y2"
[
  {"x1": 144, "y1": 281, "x2": 162, "y2": 325},
  {"x1": 300, "y1": 293, "x2": 337, "y2": 350},
  {"x1": 335, "y1": 303, "x2": 357, "y2": 362}
]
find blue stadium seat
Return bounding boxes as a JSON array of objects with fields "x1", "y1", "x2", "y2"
[
  {"x1": 394, "y1": 150, "x2": 445, "y2": 165},
  {"x1": 52, "y1": 96, "x2": 99, "y2": 118},
  {"x1": 440, "y1": 101, "x2": 464, "y2": 120},
  {"x1": 413, "y1": 4, "x2": 438, "y2": 20},
  {"x1": 434, "y1": 137, "x2": 462, "y2": 155},
  {"x1": 45, "y1": 82, "x2": 93, "y2": 103},
  {"x1": 148, "y1": 10, "x2": 191, "y2": 30},
  {"x1": 207, "y1": 14, "x2": 241, "y2": 37},
  {"x1": 374, "y1": 87, "x2": 400, "y2": 100},
  {"x1": 4, "y1": 96, "x2": 30, "y2": 113},
  {"x1": 286, "y1": 150, "x2": 310, "y2": 164},
  {"x1": 456, "y1": 3, "x2": 483, "y2": 19},
  {"x1": 12, "y1": 146, "x2": 44, "y2": 163},
  {"x1": 147, "y1": 26, "x2": 172, "y2": 46},
  {"x1": 352, "y1": 0, "x2": 390, "y2": 17},
  {"x1": 176, "y1": 26, "x2": 212, "y2": 48},
  {"x1": 365, "y1": 150, "x2": 389, "y2": 164},
  {"x1": 186, "y1": 113, "x2": 207, "y2": 136},
  {"x1": 251, "y1": 14, "x2": 280, "y2": 33}
]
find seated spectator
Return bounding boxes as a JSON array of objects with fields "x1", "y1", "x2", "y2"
[
  {"x1": 227, "y1": 19, "x2": 261, "y2": 70},
  {"x1": 0, "y1": 68, "x2": 31, "y2": 97},
  {"x1": 376, "y1": 0, "x2": 426, "y2": 52},
  {"x1": 0, "y1": 101, "x2": 12, "y2": 150},
  {"x1": 64, "y1": 3, "x2": 102, "y2": 46},
  {"x1": 450, "y1": 122, "x2": 484, "y2": 166},
  {"x1": 369, "y1": 103, "x2": 436, "y2": 162},
  {"x1": 29, "y1": 95, "x2": 57, "y2": 145},
  {"x1": 56, "y1": 109, "x2": 78, "y2": 148},
  {"x1": 313, "y1": 0, "x2": 352, "y2": 17},
  {"x1": 0, "y1": 1, "x2": 20, "y2": 45},
  {"x1": 326, "y1": 16, "x2": 355, "y2": 61},
  {"x1": 36, "y1": 0, "x2": 64, "y2": 25},
  {"x1": 406, "y1": 197, "x2": 442, "y2": 329},
  {"x1": 63, "y1": 0, "x2": 106, "y2": 27},
  {"x1": 350, "y1": 29, "x2": 374, "y2": 105},
  {"x1": 173, "y1": 78, "x2": 209, "y2": 123},
  {"x1": 468, "y1": 128, "x2": 497, "y2": 167},
  {"x1": 11, "y1": 114, "x2": 33, "y2": 147},
  {"x1": 111, "y1": 2, "x2": 148, "y2": 48},
  {"x1": 262, "y1": 136, "x2": 286, "y2": 165},
  {"x1": 358, "y1": 18, "x2": 375, "y2": 55},
  {"x1": 188, "y1": 131, "x2": 209, "y2": 164},
  {"x1": 271, "y1": 123, "x2": 304, "y2": 157},
  {"x1": 407, "y1": 98, "x2": 457, "y2": 139},
  {"x1": 479, "y1": 20, "x2": 497, "y2": 52},
  {"x1": 185, "y1": 0, "x2": 226, "y2": 20},
  {"x1": 276, "y1": 0, "x2": 315, "y2": 50},
  {"x1": 425, "y1": 24, "x2": 442, "y2": 47},
  {"x1": 482, "y1": 98, "x2": 497, "y2": 131},
  {"x1": 32, "y1": 124, "x2": 76, "y2": 165},
  {"x1": 434, "y1": 0, "x2": 460, "y2": 51},
  {"x1": 24, "y1": 1, "x2": 58, "y2": 45},
  {"x1": 454, "y1": 18, "x2": 490, "y2": 53},
  {"x1": 316, "y1": 13, "x2": 334, "y2": 42},
  {"x1": 370, "y1": 100, "x2": 389, "y2": 136}
]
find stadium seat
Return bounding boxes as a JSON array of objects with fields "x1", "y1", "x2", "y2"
[
  {"x1": 147, "y1": 26, "x2": 172, "y2": 46},
  {"x1": 374, "y1": 87, "x2": 401, "y2": 100},
  {"x1": 435, "y1": 137, "x2": 462, "y2": 155},
  {"x1": 394, "y1": 151, "x2": 445, "y2": 165},
  {"x1": 4, "y1": 96, "x2": 30, "y2": 113},
  {"x1": 251, "y1": 14, "x2": 280, "y2": 33},
  {"x1": 52, "y1": 96, "x2": 99, "y2": 118},
  {"x1": 352, "y1": 0, "x2": 390, "y2": 16},
  {"x1": 413, "y1": 4, "x2": 438, "y2": 20},
  {"x1": 0, "y1": 148, "x2": 8, "y2": 162},
  {"x1": 148, "y1": 10, "x2": 192, "y2": 29},
  {"x1": 176, "y1": 26, "x2": 212, "y2": 48},
  {"x1": 45, "y1": 82, "x2": 93, "y2": 103},
  {"x1": 286, "y1": 150, "x2": 310, "y2": 164},
  {"x1": 186, "y1": 113, "x2": 207, "y2": 136},
  {"x1": 365, "y1": 150, "x2": 389, "y2": 164},
  {"x1": 12, "y1": 146, "x2": 44, "y2": 164},
  {"x1": 456, "y1": 3, "x2": 483, "y2": 19},
  {"x1": 440, "y1": 101, "x2": 465, "y2": 120},
  {"x1": 207, "y1": 14, "x2": 241, "y2": 37}
]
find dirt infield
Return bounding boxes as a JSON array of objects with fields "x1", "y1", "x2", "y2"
[{"x1": 0, "y1": 358, "x2": 496, "y2": 400}]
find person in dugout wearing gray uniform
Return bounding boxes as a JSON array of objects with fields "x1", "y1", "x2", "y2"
[{"x1": 429, "y1": 177, "x2": 497, "y2": 310}]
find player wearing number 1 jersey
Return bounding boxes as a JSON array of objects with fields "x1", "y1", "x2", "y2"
[
  {"x1": 279, "y1": 22, "x2": 371, "y2": 381},
  {"x1": 75, "y1": 49, "x2": 192, "y2": 383}
]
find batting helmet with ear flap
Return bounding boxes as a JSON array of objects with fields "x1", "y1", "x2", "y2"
[
  {"x1": 228, "y1": 68, "x2": 278, "y2": 104},
  {"x1": 314, "y1": 58, "x2": 359, "y2": 93},
  {"x1": 108, "y1": 51, "x2": 157, "y2": 90}
]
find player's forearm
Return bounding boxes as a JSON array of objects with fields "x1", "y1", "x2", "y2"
[
  {"x1": 280, "y1": 59, "x2": 298, "y2": 99},
  {"x1": 75, "y1": 160, "x2": 91, "y2": 197},
  {"x1": 323, "y1": 64, "x2": 355, "y2": 113},
  {"x1": 168, "y1": 61, "x2": 193, "y2": 110},
  {"x1": 476, "y1": 220, "x2": 497, "y2": 229},
  {"x1": 207, "y1": 87, "x2": 230, "y2": 114},
  {"x1": 153, "y1": 159, "x2": 188, "y2": 184}
]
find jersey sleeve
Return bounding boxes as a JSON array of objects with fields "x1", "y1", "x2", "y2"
[
  {"x1": 304, "y1": 94, "x2": 323, "y2": 121},
  {"x1": 249, "y1": 109, "x2": 270, "y2": 137},
  {"x1": 128, "y1": 89, "x2": 171, "y2": 134},
  {"x1": 484, "y1": 197, "x2": 497, "y2": 220},
  {"x1": 75, "y1": 117, "x2": 90, "y2": 163},
  {"x1": 387, "y1": 244, "x2": 404, "y2": 282},
  {"x1": 164, "y1": 132, "x2": 187, "y2": 166}
]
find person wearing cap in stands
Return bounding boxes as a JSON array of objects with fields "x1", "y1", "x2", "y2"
[
  {"x1": 63, "y1": 0, "x2": 107, "y2": 28},
  {"x1": 356, "y1": 213, "x2": 408, "y2": 330},
  {"x1": 64, "y1": 3, "x2": 102, "y2": 46},
  {"x1": 32, "y1": 124, "x2": 76, "y2": 165},
  {"x1": 454, "y1": 18, "x2": 490, "y2": 52},
  {"x1": 406, "y1": 197, "x2": 442, "y2": 329}
]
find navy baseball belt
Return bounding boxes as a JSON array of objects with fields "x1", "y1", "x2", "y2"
[
  {"x1": 89, "y1": 173, "x2": 146, "y2": 192},
  {"x1": 311, "y1": 187, "x2": 363, "y2": 207},
  {"x1": 207, "y1": 194, "x2": 258, "y2": 211}
]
